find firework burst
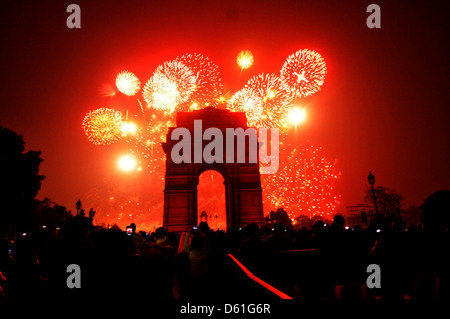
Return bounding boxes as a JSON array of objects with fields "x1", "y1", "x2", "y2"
[
  {"x1": 247, "y1": 73, "x2": 294, "y2": 128},
  {"x1": 262, "y1": 144, "x2": 340, "y2": 219},
  {"x1": 227, "y1": 73, "x2": 293, "y2": 128},
  {"x1": 176, "y1": 53, "x2": 224, "y2": 109},
  {"x1": 280, "y1": 49, "x2": 327, "y2": 98},
  {"x1": 236, "y1": 50, "x2": 254, "y2": 70},
  {"x1": 116, "y1": 71, "x2": 141, "y2": 96},
  {"x1": 82, "y1": 108, "x2": 123, "y2": 145},
  {"x1": 227, "y1": 87, "x2": 263, "y2": 127},
  {"x1": 142, "y1": 60, "x2": 196, "y2": 112}
]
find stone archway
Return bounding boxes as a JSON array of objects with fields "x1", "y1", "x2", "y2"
[{"x1": 161, "y1": 107, "x2": 264, "y2": 232}]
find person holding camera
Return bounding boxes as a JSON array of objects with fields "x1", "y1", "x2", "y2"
[{"x1": 183, "y1": 225, "x2": 210, "y2": 298}]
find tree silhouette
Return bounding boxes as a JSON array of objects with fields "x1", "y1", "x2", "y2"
[
  {"x1": 295, "y1": 214, "x2": 311, "y2": 229},
  {"x1": 31, "y1": 198, "x2": 72, "y2": 231},
  {"x1": 0, "y1": 126, "x2": 45, "y2": 233},
  {"x1": 400, "y1": 205, "x2": 422, "y2": 227},
  {"x1": 364, "y1": 186, "x2": 403, "y2": 221},
  {"x1": 264, "y1": 208, "x2": 293, "y2": 229}
]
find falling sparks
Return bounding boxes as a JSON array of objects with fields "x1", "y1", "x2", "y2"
[
  {"x1": 262, "y1": 145, "x2": 340, "y2": 219},
  {"x1": 124, "y1": 110, "x2": 173, "y2": 175},
  {"x1": 116, "y1": 71, "x2": 141, "y2": 96},
  {"x1": 280, "y1": 49, "x2": 327, "y2": 98},
  {"x1": 82, "y1": 108, "x2": 123, "y2": 145},
  {"x1": 236, "y1": 50, "x2": 254, "y2": 70}
]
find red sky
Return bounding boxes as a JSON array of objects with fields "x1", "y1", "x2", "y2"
[{"x1": 0, "y1": 0, "x2": 449, "y2": 216}]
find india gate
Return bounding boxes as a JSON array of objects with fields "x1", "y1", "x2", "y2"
[{"x1": 162, "y1": 107, "x2": 264, "y2": 231}]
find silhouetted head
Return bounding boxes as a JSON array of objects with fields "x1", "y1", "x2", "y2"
[
  {"x1": 154, "y1": 227, "x2": 168, "y2": 241},
  {"x1": 333, "y1": 215, "x2": 345, "y2": 230},
  {"x1": 246, "y1": 223, "x2": 260, "y2": 239},
  {"x1": 313, "y1": 220, "x2": 325, "y2": 232},
  {"x1": 199, "y1": 221, "x2": 210, "y2": 234}
]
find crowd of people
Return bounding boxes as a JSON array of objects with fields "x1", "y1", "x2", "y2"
[
  {"x1": 239, "y1": 216, "x2": 449, "y2": 299},
  {"x1": 0, "y1": 211, "x2": 448, "y2": 305}
]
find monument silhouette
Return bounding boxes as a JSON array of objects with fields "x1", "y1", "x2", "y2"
[{"x1": 162, "y1": 107, "x2": 264, "y2": 231}]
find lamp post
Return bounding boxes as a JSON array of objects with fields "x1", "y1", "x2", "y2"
[
  {"x1": 76, "y1": 199, "x2": 82, "y2": 216},
  {"x1": 367, "y1": 171, "x2": 379, "y2": 220}
]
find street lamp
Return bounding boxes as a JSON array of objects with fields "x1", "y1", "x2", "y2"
[
  {"x1": 76, "y1": 199, "x2": 82, "y2": 216},
  {"x1": 368, "y1": 171, "x2": 379, "y2": 220}
]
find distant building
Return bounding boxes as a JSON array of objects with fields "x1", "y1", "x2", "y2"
[{"x1": 345, "y1": 204, "x2": 375, "y2": 227}]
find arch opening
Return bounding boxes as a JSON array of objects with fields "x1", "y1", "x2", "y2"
[{"x1": 197, "y1": 170, "x2": 226, "y2": 230}]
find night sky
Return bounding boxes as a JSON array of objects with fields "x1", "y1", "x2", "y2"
[{"x1": 0, "y1": 0, "x2": 449, "y2": 215}]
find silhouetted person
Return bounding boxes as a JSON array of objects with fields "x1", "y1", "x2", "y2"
[
  {"x1": 264, "y1": 222, "x2": 291, "y2": 251},
  {"x1": 238, "y1": 223, "x2": 265, "y2": 270},
  {"x1": 413, "y1": 191, "x2": 450, "y2": 298},
  {"x1": 199, "y1": 221, "x2": 211, "y2": 236},
  {"x1": 184, "y1": 226, "x2": 209, "y2": 277},
  {"x1": 371, "y1": 220, "x2": 413, "y2": 297},
  {"x1": 331, "y1": 215, "x2": 345, "y2": 232},
  {"x1": 307, "y1": 220, "x2": 325, "y2": 249},
  {"x1": 361, "y1": 209, "x2": 368, "y2": 224},
  {"x1": 323, "y1": 215, "x2": 365, "y2": 285},
  {"x1": 37, "y1": 215, "x2": 98, "y2": 302},
  {"x1": 126, "y1": 223, "x2": 146, "y2": 254},
  {"x1": 6, "y1": 235, "x2": 47, "y2": 302},
  {"x1": 183, "y1": 226, "x2": 210, "y2": 298},
  {"x1": 88, "y1": 208, "x2": 96, "y2": 224},
  {"x1": 313, "y1": 219, "x2": 325, "y2": 232},
  {"x1": 362, "y1": 218, "x2": 381, "y2": 252},
  {"x1": 140, "y1": 227, "x2": 177, "y2": 300},
  {"x1": 93, "y1": 226, "x2": 130, "y2": 301}
]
